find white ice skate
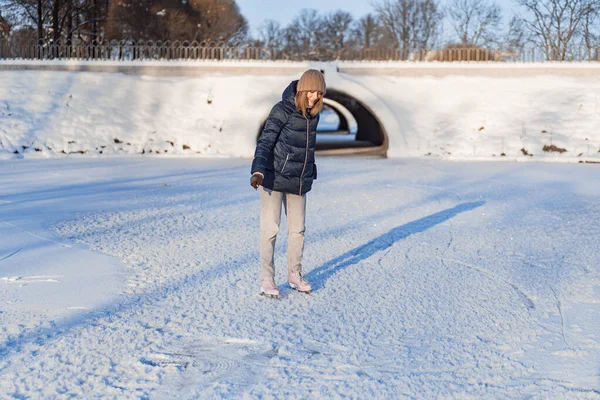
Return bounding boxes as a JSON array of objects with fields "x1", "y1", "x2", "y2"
[
  {"x1": 288, "y1": 272, "x2": 312, "y2": 294},
  {"x1": 260, "y1": 277, "x2": 280, "y2": 299}
]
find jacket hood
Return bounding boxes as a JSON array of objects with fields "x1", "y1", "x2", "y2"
[{"x1": 282, "y1": 80, "x2": 298, "y2": 105}]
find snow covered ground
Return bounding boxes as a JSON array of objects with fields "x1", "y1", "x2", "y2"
[{"x1": 0, "y1": 157, "x2": 599, "y2": 398}]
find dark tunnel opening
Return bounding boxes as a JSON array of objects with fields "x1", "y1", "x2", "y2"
[{"x1": 256, "y1": 89, "x2": 388, "y2": 157}]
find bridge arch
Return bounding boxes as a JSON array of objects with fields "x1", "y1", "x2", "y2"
[{"x1": 256, "y1": 88, "x2": 388, "y2": 157}]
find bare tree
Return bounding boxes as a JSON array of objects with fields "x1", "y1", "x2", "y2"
[
  {"x1": 105, "y1": 0, "x2": 162, "y2": 41},
  {"x1": 281, "y1": 25, "x2": 301, "y2": 58},
  {"x1": 256, "y1": 19, "x2": 283, "y2": 58},
  {"x1": 0, "y1": 10, "x2": 12, "y2": 37},
  {"x1": 106, "y1": 0, "x2": 247, "y2": 43},
  {"x1": 1, "y1": 0, "x2": 109, "y2": 46},
  {"x1": 374, "y1": 0, "x2": 443, "y2": 57},
  {"x1": 352, "y1": 13, "x2": 384, "y2": 48},
  {"x1": 374, "y1": 0, "x2": 408, "y2": 50},
  {"x1": 447, "y1": 0, "x2": 502, "y2": 46},
  {"x1": 291, "y1": 8, "x2": 322, "y2": 56},
  {"x1": 0, "y1": 0, "x2": 52, "y2": 42},
  {"x1": 581, "y1": 1, "x2": 600, "y2": 50},
  {"x1": 418, "y1": 0, "x2": 443, "y2": 48},
  {"x1": 258, "y1": 20, "x2": 282, "y2": 47},
  {"x1": 0, "y1": 0, "x2": 247, "y2": 47},
  {"x1": 502, "y1": 14, "x2": 528, "y2": 53},
  {"x1": 194, "y1": 0, "x2": 248, "y2": 43},
  {"x1": 515, "y1": 0, "x2": 600, "y2": 60},
  {"x1": 321, "y1": 10, "x2": 353, "y2": 57}
]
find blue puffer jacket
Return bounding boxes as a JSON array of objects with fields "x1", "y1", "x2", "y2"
[{"x1": 251, "y1": 80, "x2": 319, "y2": 196}]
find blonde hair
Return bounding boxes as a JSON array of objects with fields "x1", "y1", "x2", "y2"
[{"x1": 295, "y1": 91, "x2": 324, "y2": 118}]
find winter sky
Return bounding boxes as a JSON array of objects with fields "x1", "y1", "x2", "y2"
[{"x1": 237, "y1": 0, "x2": 520, "y2": 36}]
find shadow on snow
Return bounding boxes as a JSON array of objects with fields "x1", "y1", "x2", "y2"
[{"x1": 306, "y1": 201, "x2": 486, "y2": 291}]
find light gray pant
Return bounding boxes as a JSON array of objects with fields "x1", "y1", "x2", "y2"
[{"x1": 260, "y1": 186, "x2": 306, "y2": 279}]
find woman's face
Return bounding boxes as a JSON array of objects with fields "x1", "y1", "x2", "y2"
[{"x1": 307, "y1": 91, "x2": 322, "y2": 107}]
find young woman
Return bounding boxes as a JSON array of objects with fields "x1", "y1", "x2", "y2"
[{"x1": 250, "y1": 69, "x2": 325, "y2": 299}]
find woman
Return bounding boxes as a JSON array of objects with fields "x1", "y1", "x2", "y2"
[{"x1": 250, "y1": 69, "x2": 325, "y2": 299}]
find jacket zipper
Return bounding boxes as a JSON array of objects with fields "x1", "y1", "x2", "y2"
[
  {"x1": 281, "y1": 153, "x2": 290, "y2": 173},
  {"x1": 299, "y1": 115, "x2": 309, "y2": 195}
]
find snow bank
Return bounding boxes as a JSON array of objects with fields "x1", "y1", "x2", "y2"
[
  {"x1": 361, "y1": 74, "x2": 600, "y2": 161},
  {"x1": 0, "y1": 70, "x2": 294, "y2": 158},
  {"x1": 1, "y1": 62, "x2": 599, "y2": 162}
]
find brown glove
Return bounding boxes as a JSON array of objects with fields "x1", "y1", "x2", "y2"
[{"x1": 250, "y1": 173, "x2": 263, "y2": 190}]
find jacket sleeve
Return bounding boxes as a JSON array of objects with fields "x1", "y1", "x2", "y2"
[{"x1": 251, "y1": 103, "x2": 288, "y2": 175}]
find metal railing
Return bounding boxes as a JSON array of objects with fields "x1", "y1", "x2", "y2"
[
  {"x1": 1, "y1": 39, "x2": 599, "y2": 62},
  {"x1": 338, "y1": 46, "x2": 600, "y2": 62},
  {"x1": 0, "y1": 39, "x2": 274, "y2": 60}
]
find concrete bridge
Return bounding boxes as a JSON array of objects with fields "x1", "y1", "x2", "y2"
[{"x1": 1, "y1": 60, "x2": 599, "y2": 160}]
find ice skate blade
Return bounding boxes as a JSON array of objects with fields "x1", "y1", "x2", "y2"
[
  {"x1": 289, "y1": 285, "x2": 312, "y2": 294},
  {"x1": 260, "y1": 292, "x2": 280, "y2": 299}
]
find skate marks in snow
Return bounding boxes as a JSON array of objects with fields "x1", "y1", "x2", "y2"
[
  {"x1": 1, "y1": 275, "x2": 61, "y2": 285},
  {"x1": 439, "y1": 258, "x2": 536, "y2": 312},
  {"x1": 436, "y1": 258, "x2": 600, "y2": 391},
  {"x1": 0, "y1": 248, "x2": 22, "y2": 263},
  {"x1": 547, "y1": 284, "x2": 571, "y2": 349},
  {"x1": 148, "y1": 336, "x2": 365, "y2": 398},
  {"x1": 306, "y1": 201, "x2": 485, "y2": 291},
  {"x1": 1, "y1": 238, "x2": 59, "y2": 288},
  {"x1": 146, "y1": 335, "x2": 277, "y2": 399},
  {"x1": 1, "y1": 221, "x2": 72, "y2": 248}
]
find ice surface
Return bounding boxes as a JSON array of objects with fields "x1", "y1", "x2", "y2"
[{"x1": 0, "y1": 157, "x2": 598, "y2": 398}]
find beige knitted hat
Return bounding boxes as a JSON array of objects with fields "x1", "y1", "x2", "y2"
[{"x1": 297, "y1": 69, "x2": 326, "y2": 94}]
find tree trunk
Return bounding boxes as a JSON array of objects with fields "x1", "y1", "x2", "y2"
[
  {"x1": 66, "y1": 0, "x2": 72, "y2": 43},
  {"x1": 53, "y1": 0, "x2": 60, "y2": 44},
  {"x1": 37, "y1": 0, "x2": 44, "y2": 44},
  {"x1": 92, "y1": 0, "x2": 98, "y2": 57},
  {"x1": 92, "y1": 0, "x2": 98, "y2": 42},
  {"x1": 66, "y1": 0, "x2": 72, "y2": 56}
]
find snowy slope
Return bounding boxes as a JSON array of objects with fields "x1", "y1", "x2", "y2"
[
  {"x1": 1, "y1": 62, "x2": 600, "y2": 162},
  {"x1": 0, "y1": 70, "x2": 295, "y2": 159},
  {"x1": 0, "y1": 158, "x2": 599, "y2": 398},
  {"x1": 356, "y1": 74, "x2": 600, "y2": 160}
]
